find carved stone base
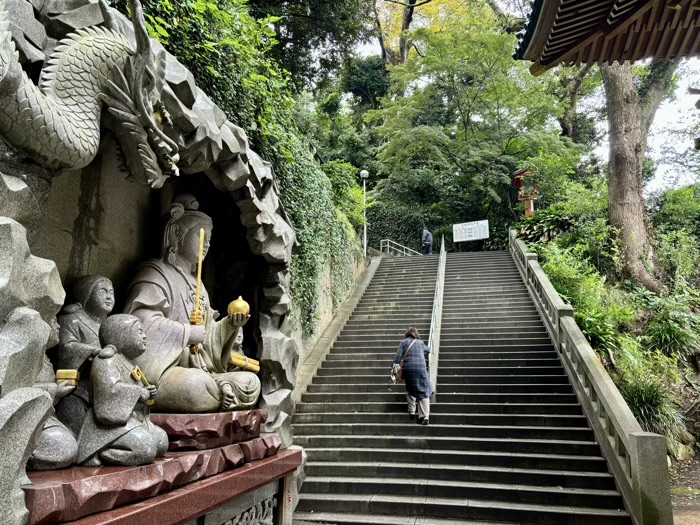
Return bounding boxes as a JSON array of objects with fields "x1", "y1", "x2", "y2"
[
  {"x1": 150, "y1": 409, "x2": 268, "y2": 451},
  {"x1": 25, "y1": 435, "x2": 283, "y2": 525},
  {"x1": 40, "y1": 449, "x2": 302, "y2": 525}
]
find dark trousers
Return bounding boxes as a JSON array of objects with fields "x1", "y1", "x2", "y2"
[{"x1": 422, "y1": 242, "x2": 432, "y2": 255}]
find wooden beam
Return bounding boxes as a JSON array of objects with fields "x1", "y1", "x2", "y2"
[{"x1": 539, "y1": 0, "x2": 663, "y2": 71}]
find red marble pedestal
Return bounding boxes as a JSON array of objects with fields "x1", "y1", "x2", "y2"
[
  {"x1": 62, "y1": 449, "x2": 302, "y2": 525},
  {"x1": 150, "y1": 409, "x2": 268, "y2": 450},
  {"x1": 25, "y1": 434, "x2": 283, "y2": 525}
]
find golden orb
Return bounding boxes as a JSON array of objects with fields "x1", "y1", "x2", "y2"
[{"x1": 228, "y1": 296, "x2": 250, "y2": 316}]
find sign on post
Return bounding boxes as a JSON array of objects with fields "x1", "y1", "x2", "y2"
[{"x1": 453, "y1": 220, "x2": 489, "y2": 243}]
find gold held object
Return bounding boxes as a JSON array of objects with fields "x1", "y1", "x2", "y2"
[
  {"x1": 56, "y1": 369, "x2": 79, "y2": 386},
  {"x1": 131, "y1": 365, "x2": 155, "y2": 406},
  {"x1": 230, "y1": 354, "x2": 260, "y2": 374},
  {"x1": 228, "y1": 296, "x2": 250, "y2": 317},
  {"x1": 189, "y1": 227, "x2": 205, "y2": 326}
]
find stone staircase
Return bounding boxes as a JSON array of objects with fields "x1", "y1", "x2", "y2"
[{"x1": 293, "y1": 252, "x2": 631, "y2": 525}]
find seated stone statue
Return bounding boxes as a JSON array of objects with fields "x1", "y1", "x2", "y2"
[
  {"x1": 28, "y1": 320, "x2": 79, "y2": 471},
  {"x1": 123, "y1": 195, "x2": 261, "y2": 413},
  {"x1": 56, "y1": 275, "x2": 114, "y2": 435},
  {"x1": 76, "y1": 314, "x2": 168, "y2": 467}
]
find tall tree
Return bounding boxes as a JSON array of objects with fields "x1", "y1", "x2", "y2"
[
  {"x1": 247, "y1": 0, "x2": 374, "y2": 87},
  {"x1": 601, "y1": 61, "x2": 677, "y2": 292}
]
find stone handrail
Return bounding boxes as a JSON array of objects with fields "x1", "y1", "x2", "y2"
[
  {"x1": 379, "y1": 239, "x2": 422, "y2": 257},
  {"x1": 428, "y1": 236, "x2": 446, "y2": 397},
  {"x1": 508, "y1": 229, "x2": 672, "y2": 525}
]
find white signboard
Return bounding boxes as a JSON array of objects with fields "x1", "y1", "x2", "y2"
[{"x1": 453, "y1": 220, "x2": 489, "y2": 243}]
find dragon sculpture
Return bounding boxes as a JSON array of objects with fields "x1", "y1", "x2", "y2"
[{"x1": 0, "y1": 0, "x2": 178, "y2": 187}]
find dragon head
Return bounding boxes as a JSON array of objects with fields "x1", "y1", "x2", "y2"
[{"x1": 99, "y1": 0, "x2": 179, "y2": 189}]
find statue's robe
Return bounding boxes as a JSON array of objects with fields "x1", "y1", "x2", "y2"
[
  {"x1": 76, "y1": 350, "x2": 167, "y2": 466},
  {"x1": 56, "y1": 305, "x2": 100, "y2": 434},
  {"x1": 28, "y1": 357, "x2": 78, "y2": 470},
  {"x1": 123, "y1": 259, "x2": 260, "y2": 412}
]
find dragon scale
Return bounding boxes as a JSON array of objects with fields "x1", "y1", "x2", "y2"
[{"x1": 0, "y1": 12, "x2": 133, "y2": 170}]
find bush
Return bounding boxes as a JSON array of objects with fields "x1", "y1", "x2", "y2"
[
  {"x1": 617, "y1": 376, "x2": 692, "y2": 457},
  {"x1": 536, "y1": 244, "x2": 635, "y2": 355},
  {"x1": 655, "y1": 229, "x2": 700, "y2": 285}
]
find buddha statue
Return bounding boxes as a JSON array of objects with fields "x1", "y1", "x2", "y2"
[
  {"x1": 123, "y1": 195, "x2": 261, "y2": 412},
  {"x1": 56, "y1": 275, "x2": 114, "y2": 435}
]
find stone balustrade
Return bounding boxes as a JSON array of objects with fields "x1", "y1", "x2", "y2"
[{"x1": 508, "y1": 228, "x2": 672, "y2": 525}]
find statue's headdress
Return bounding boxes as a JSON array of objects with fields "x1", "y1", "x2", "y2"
[{"x1": 161, "y1": 194, "x2": 213, "y2": 260}]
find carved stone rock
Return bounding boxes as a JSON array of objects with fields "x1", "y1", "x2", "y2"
[
  {"x1": 25, "y1": 444, "x2": 247, "y2": 525},
  {"x1": 0, "y1": 174, "x2": 40, "y2": 225},
  {"x1": 0, "y1": 308, "x2": 51, "y2": 395},
  {"x1": 150, "y1": 409, "x2": 268, "y2": 451},
  {"x1": 0, "y1": 388, "x2": 53, "y2": 525},
  {"x1": 238, "y1": 434, "x2": 281, "y2": 463},
  {"x1": 0, "y1": 218, "x2": 64, "y2": 324},
  {"x1": 4, "y1": 0, "x2": 46, "y2": 66}
]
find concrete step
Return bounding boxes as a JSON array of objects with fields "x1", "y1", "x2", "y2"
[
  {"x1": 293, "y1": 423, "x2": 595, "y2": 441},
  {"x1": 295, "y1": 494, "x2": 630, "y2": 524},
  {"x1": 301, "y1": 392, "x2": 577, "y2": 405},
  {"x1": 326, "y1": 350, "x2": 556, "y2": 360},
  {"x1": 306, "y1": 383, "x2": 575, "y2": 394},
  {"x1": 302, "y1": 447, "x2": 609, "y2": 472},
  {"x1": 317, "y1": 366, "x2": 564, "y2": 377},
  {"x1": 321, "y1": 358, "x2": 561, "y2": 369},
  {"x1": 301, "y1": 472, "x2": 620, "y2": 504},
  {"x1": 296, "y1": 401, "x2": 581, "y2": 414},
  {"x1": 294, "y1": 511, "x2": 515, "y2": 525},
  {"x1": 293, "y1": 434, "x2": 602, "y2": 456},
  {"x1": 293, "y1": 412, "x2": 587, "y2": 427}
]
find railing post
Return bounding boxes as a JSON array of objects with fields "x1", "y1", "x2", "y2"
[
  {"x1": 555, "y1": 304, "x2": 574, "y2": 349},
  {"x1": 629, "y1": 432, "x2": 673, "y2": 525}
]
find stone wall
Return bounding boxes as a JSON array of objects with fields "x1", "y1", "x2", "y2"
[{"x1": 30, "y1": 142, "x2": 157, "y2": 295}]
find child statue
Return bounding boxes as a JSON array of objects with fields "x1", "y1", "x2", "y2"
[
  {"x1": 75, "y1": 314, "x2": 168, "y2": 466},
  {"x1": 123, "y1": 195, "x2": 261, "y2": 413},
  {"x1": 56, "y1": 275, "x2": 114, "y2": 435},
  {"x1": 28, "y1": 319, "x2": 79, "y2": 470}
]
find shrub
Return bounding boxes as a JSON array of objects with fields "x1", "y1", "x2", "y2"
[
  {"x1": 617, "y1": 376, "x2": 692, "y2": 457},
  {"x1": 645, "y1": 307, "x2": 700, "y2": 358},
  {"x1": 536, "y1": 244, "x2": 635, "y2": 355},
  {"x1": 655, "y1": 229, "x2": 700, "y2": 285}
]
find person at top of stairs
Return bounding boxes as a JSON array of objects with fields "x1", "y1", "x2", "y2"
[{"x1": 393, "y1": 327, "x2": 433, "y2": 425}]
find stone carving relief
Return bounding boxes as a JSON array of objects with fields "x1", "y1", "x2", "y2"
[
  {"x1": 0, "y1": 0, "x2": 300, "y2": 520},
  {"x1": 220, "y1": 496, "x2": 276, "y2": 525}
]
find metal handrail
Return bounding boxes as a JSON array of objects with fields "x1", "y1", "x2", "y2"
[
  {"x1": 428, "y1": 236, "x2": 446, "y2": 398},
  {"x1": 508, "y1": 228, "x2": 672, "y2": 525},
  {"x1": 379, "y1": 239, "x2": 421, "y2": 257}
]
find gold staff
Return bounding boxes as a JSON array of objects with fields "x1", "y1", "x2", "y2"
[{"x1": 189, "y1": 228, "x2": 205, "y2": 327}]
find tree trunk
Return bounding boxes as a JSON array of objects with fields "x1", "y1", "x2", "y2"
[{"x1": 601, "y1": 63, "x2": 662, "y2": 292}]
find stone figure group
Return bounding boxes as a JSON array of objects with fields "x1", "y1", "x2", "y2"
[{"x1": 28, "y1": 196, "x2": 261, "y2": 471}]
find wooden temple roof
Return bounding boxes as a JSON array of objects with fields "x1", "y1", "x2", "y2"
[{"x1": 515, "y1": 0, "x2": 700, "y2": 74}]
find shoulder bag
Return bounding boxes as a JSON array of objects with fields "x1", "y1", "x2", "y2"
[{"x1": 398, "y1": 339, "x2": 418, "y2": 380}]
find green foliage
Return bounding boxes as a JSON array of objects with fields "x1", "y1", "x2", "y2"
[
  {"x1": 651, "y1": 184, "x2": 700, "y2": 236},
  {"x1": 321, "y1": 161, "x2": 365, "y2": 228},
  {"x1": 518, "y1": 206, "x2": 574, "y2": 243},
  {"x1": 367, "y1": 202, "x2": 433, "y2": 252},
  {"x1": 655, "y1": 229, "x2": 700, "y2": 285},
  {"x1": 536, "y1": 244, "x2": 634, "y2": 354},
  {"x1": 342, "y1": 56, "x2": 390, "y2": 110},
  {"x1": 617, "y1": 376, "x2": 692, "y2": 457},
  {"x1": 246, "y1": 0, "x2": 374, "y2": 87}
]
